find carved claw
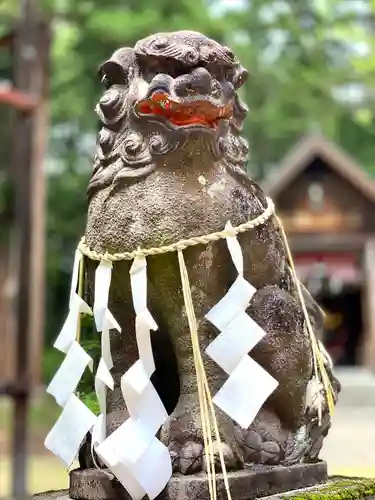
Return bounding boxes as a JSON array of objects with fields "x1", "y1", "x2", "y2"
[
  {"x1": 167, "y1": 438, "x2": 241, "y2": 475},
  {"x1": 243, "y1": 429, "x2": 283, "y2": 465},
  {"x1": 201, "y1": 441, "x2": 239, "y2": 472},
  {"x1": 166, "y1": 440, "x2": 204, "y2": 474},
  {"x1": 160, "y1": 398, "x2": 243, "y2": 474}
]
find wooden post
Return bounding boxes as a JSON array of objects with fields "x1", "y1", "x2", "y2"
[
  {"x1": 11, "y1": 3, "x2": 49, "y2": 387},
  {"x1": 9, "y1": 1, "x2": 50, "y2": 497},
  {"x1": 28, "y1": 19, "x2": 50, "y2": 390},
  {"x1": 362, "y1": 238, "x2": 375, "y2": 370}
]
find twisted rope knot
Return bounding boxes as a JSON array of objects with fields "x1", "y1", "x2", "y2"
[
  {"x1": 78, "y1": 197, "x2": 275, "y2": 262},
  {"x1": 134, "y1": 247, "x2": 145, "y2": 259}
]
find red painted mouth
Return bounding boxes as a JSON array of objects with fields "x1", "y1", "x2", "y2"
[{"x1": 136, "y1": 91, "x2": 232, "y2": 129}]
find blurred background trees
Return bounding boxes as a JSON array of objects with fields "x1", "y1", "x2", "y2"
[{"x1": 1, "y1": 0, "x2": 375, "y2": 383}]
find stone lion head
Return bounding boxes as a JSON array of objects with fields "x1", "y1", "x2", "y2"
[{"x1": 88, "y1": 31, "x2": 249, "y2": 198}]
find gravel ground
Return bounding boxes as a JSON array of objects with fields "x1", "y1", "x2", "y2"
[
  {"x1": 321, "y1": 367, "x2": 375, "y2": 477},
  {"x1": 321, "y1": 404, "x2": 375, "y2": 475}
]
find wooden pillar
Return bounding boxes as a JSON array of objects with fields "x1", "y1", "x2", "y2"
[
  {"x1": 12, "y1": 1, "x2": 50, "y2": 391},
  {"x1": 0, "y1": 245, "x2": 13, "y2": 380},
  {"x1": 362, "y1": 238, "x2": 375, "y2": 370},
  {"x1": 0, "y1": 241, "x2": 17, "y2": 383},
  {"x1": 28, "y1": 19, "x2": 50, "y2": 388},
  {"x1": 9, "y1": 1, "x2": 50, "y2": 497}
]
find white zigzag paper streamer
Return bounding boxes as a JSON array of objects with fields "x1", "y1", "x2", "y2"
[
  {"x1": 95, "y1": 256, "x2": 171, "y2": 500},
  {"x1": 205, "y1": 222, "x2": 279, "y2": 429},
  {"x1": 47, "y1": 340, "x2": 93, "y2": 407},
  {"x1": 47, "y1": 223, "x2": 279, "y2": 495},
  {"x1": 46, "y1": 251, "x2": 171, "y2": 499},
  {"x1": 45, "y1": 394, "x2": 97, "y2": 466},
  {"x1": 94, "y1": 261, "x2": 113, "y2": 332},
  {"x1": 92, "y1": 277, "x2": 119, "y2": 449},
  {"x1": 45, "y1": 251, "x2": 97, "y2": 467}
]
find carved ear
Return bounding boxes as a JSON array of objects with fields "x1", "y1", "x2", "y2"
[
  {"x1": 99, "y1": 61, "x2": 125, "y2": 87},
  {"x1": 233, "y1": 65, "x2": 248, "y2": 90},
  {"x1": 98, "y1": 47, "x2": 134, "y2": 87},
  {"x1": 232, "y1": 93, "x2": 249, "y2": 131}
]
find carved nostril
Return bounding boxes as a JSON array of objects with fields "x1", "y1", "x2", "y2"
[
  {"x1": 191, "y1": 67, "x2": 211, "y2": 80},
  {"x1": 149, "y1": 83, "x2": 169, "y2": 95},
  {"x1": 174, "y1": 67, "x2": 214, "y2": 97},
  {"x1": 174, "y1": 77, "x2": 194, "y2": 97},
  {"x1": 147, "y1": 74, "x2": 173, "y2": 96},
  {"x1": 190, "y1": 67, "x2": 212, "y2": 93}
]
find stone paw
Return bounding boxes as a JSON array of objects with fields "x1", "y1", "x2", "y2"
[
  {"x1": 202, "y1": 440, "x2": 238, "y2": 472},
  {"x1": 243, "y1": 429, "x2": 283, "y2": 465},
  {"x1": 166, "y1": 437, "x2": 240, "y2": 474},
  {"x1": 240, "y1": 409, "x2": 288, "y2": 465},
  {"x1": 160, "y1": 398, "x2": 243, "y2": 474},
  {"x1": 168, "y1": 440, "x2": 204, "y2": 474}
]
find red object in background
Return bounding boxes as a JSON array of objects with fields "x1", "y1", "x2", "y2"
[
  {"x1": 294, "y1": 252, "x2": 361, "y2": 283},
  {"x1": 0, "y1": 85, "x2": 37, "y2": 110}
]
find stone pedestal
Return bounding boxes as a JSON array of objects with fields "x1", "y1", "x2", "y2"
[
  {"x1": 68, "y1": 462, "x2": 327, "y2": 500},
  {"x1": 33, "y1": 474, "x2": 375, "y2": 500}
]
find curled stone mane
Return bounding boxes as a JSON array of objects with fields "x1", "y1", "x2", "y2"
[{"x1": 88, "y1": 31, "x2": 249, "y2": 199}]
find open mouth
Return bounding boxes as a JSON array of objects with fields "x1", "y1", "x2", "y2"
[{"x1": 136, "y1": 91, "x2": 232, "y2": 129}]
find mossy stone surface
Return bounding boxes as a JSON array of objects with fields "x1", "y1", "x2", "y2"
[{"x1": 265, "y1": 476, "x2": 375, "y2": 499}]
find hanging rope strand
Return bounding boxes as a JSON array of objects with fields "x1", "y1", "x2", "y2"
[
  {"x1": 178, "y1": 250, "x2": 232, "y2": 500},
  {"x1": 177, "y1": 251, "x2": 216, "y2": 498},
  {"x1": 275, "y1": 215, "x2": 335, "y2": 419},
  {"x1": 76, "y1": 254, "x2": 85, "y2": 344}
]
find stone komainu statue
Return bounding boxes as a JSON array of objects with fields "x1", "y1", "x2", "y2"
[{"x1": 81, "y1": 31, "x2": 340, "y2": 474}]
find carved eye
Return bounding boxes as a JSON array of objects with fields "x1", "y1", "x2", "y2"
[
  {"x1": 202, "y1": 50, "x2": 216, "y2": 64},
  {"x1": 184, "y1": 49, "x2": 199, "y2": 66},
  {"x1": 233, "y1": 66, "x2": 248, "y2": 89},
  {"x1": 152, "y1": 38, "x2": 168, "y2": 51}
]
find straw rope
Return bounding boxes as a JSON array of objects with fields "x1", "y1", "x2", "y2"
[
  {"x1": 78, "y1": 198, "x2": 275, "y2": 262},
  {"x1": 76, "y1": 254, "x2": 85, "y2": 344},
  {"x1": 275, "y1": 216, "x2": 335, "y2": 420},
  {"x1": 178, "y1": 250, "x2": 231, "y2": 500}
]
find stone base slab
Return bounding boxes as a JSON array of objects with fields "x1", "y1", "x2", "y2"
[
  {"x1": 67, "y1": 462, "x2": 327, "y2": 500},
  {"x1": 33, "y1": 472, "x2": 375, "y2": 500}
]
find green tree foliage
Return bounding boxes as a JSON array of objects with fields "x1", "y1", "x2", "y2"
[{"x1": 223, "y1": 0, "x2": 375, "y2": 177}]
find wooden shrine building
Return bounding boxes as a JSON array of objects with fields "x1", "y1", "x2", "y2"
[{"x1": 262, "y1": 135, "x2": 375, "y2": 370}]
